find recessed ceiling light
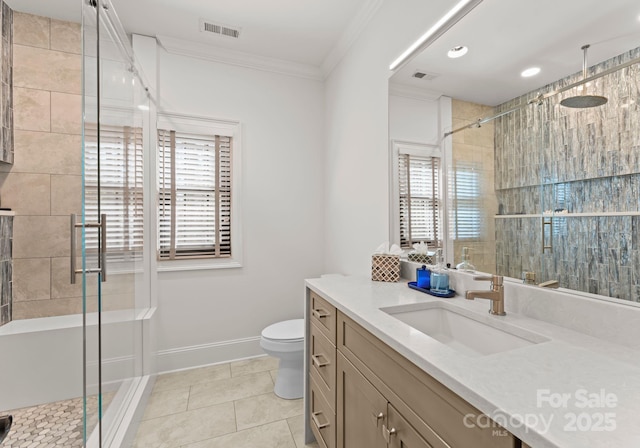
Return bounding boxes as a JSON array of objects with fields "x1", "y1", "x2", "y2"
[
  {"x1": 521, "y1": 67, "x2": 541, "y2": 77},
  {"x1": 447, "y1": 45, "x2": 468, "y2": 58}
]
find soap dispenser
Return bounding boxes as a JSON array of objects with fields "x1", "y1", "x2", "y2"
[
  {"x1": 430, "y1": 249, "x2": 449, "y2": 293},
  {"x1": 456, "y1": 247, "x2": 476, "y2": 272}
]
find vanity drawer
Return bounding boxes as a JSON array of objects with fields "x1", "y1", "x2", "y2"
[
  {"x1": 310, "y1": 322, "x2": 336, "y2": 409},
  {"x1": 310, "y1": 291, "x2": 336, "y2": 343},
  {"x1": 310, "y1": 375, "x2": 336, "y2": 448}
]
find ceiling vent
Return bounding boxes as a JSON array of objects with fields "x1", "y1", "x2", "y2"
[
  {"x1": 200, "y1": 19, "x2": 241, "y2": 39},
  {"x1": 413, "y1": 71, "x2": 439, "y2": 81}
]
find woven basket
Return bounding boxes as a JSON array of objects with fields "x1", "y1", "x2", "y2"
[
  {"x1": 371, "y1": 255, "x2": 400, "y2": 282},
  {"x1": 408, "y1": 253, "x2": 434, "y2": 265}
]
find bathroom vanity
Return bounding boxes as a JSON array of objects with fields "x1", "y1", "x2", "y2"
[{"x1": 303, "y1": 272, "x2": 640, "y2": 448}]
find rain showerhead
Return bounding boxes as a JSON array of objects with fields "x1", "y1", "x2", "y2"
[
  {"x1": 560, "y1": 44, "x2": 608, "y2": 109},
  {"x1": 560, "y1": 94, "x2": 608, "y2": 108}
]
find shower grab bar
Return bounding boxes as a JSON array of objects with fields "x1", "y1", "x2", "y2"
[{"x1": 70, "y1": 214, "x2": 107, "y2": 284}]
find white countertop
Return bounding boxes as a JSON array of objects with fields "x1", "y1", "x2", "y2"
[{"x1": 305, "y1": 274, "x2": 640, "y2": 448}]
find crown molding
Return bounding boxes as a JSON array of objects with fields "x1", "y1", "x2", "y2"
[
  {"x1": 389, "y1": 82, "x2": 442, "y2": 102},
  {"x1": 157, "y1": 35, "x2": 323, "y2": 81},
  {"x1": 321, "y1": 0, "x2": 385, "y2": 77}
]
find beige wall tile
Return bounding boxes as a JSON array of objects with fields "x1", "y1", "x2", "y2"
[
  {"x1": 50, "y1": 175, "x2": 81, "y2": 216},
  {"x1": 13, "y1": 215, "x2": 70, "y2": 258},
  {"x1": 50, "y1": 92, "x2": 81, "y2": 134},
  {"x1": 8, "y1": 131, "x2": 81, "y2": 175},
  {"x1": 50, "y1": 256, "x2": 97, "y2": 299},
  {"x1": 14, "y1": 45, "x2": 81, "y2": 94},
  {"x1": 102, "y1": 292, "x2": 135, "y2": 311},
  {"x1": 13, "y1": 12, "x2": 50, "y2": 49},
  {"x1": 12, "y1": 297, "x2": 83, "y2": 319},
  {"x1": 50, "y1": 19, "x2": 81, "y2": 54},
  {"x1": 0, "y1": 172, "x2": 50, "y2": 215},
  {"x1": 12, "y1": 258, "x2": 51, "y2": 302},
  {"x1": 13, "y1": 87, "x2": 51, "y2": 132}
]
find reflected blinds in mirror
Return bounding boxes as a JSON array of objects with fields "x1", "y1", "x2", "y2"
[
  {"x1": 84, "y1": 124, "x2": 144, "y2": 259},
  {"x1": 398, "y1": 154, "x2": 441, "y2": 249},
  {"x1": 449, "y1": 161, "x2": 481, "y2": 240},
  {"x1": 158, "y1": 129, "x2": 232, "y2": 260}
]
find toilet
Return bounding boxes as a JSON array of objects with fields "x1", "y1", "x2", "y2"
[{"x1": 260, "y1": 319, "x2": 305, "y2": 399}]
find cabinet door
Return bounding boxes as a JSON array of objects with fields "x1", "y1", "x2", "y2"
[
  {"x1": 386, "y1": 404, "x2": 434, "y2": 448},
  {"x1": 337, "y1": 352, "x2": 387, "y2": 448}
]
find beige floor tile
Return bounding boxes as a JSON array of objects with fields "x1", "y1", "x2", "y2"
[
  {"x1": 269, "y1": 369, "x2": 278, "y2": 383},
  {"x1": 235, "y1": 392, "x2": 304, "y2": 431},
  {"x1": 182, "y1": 420, "x2": 296, "y2": 448},
  {"x1": 230, "y1": 356, "x2": 279, "y2": 377},
  {"x1": 287, "y1": 414, "x2": 305, "y2": 448},
  {"x1": 133, "y1": 402, "x2": 235, "y2": 448},
  {"x1": 287, "y1": 415, "x2": 320, "y2": 448},
  {"x1": 142, "y1": 387, "x2": 190, "y2": 421},
  {"x1": 154, "y1": 363, "x2": 231, "y2": 392},
  {"x1": 188, "y1": 372, "x2": 274, "y2": 410}
]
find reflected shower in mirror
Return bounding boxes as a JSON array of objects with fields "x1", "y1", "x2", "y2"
[{"x1": 388, "y1": 0, "x2": 640, "y2": 302}]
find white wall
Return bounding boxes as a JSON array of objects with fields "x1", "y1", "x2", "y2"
[
  {"x1": 155, "y1": 48, "x2": 325, "y2": 370},
  {"x1": 388, "y1": 94, "x2": 440, "y2": 144},
  {"x1": 323, "y1": 0, "x2": 452, "y2": 276}
]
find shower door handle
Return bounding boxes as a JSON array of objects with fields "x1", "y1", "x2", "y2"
[{"x1": 70, "y1": 214, "x2": 107, "y2": 284}]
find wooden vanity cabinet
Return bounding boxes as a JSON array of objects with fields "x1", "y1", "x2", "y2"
[
  {"x1": 336, "y1": 311, "x2": 519, "y2": 448},
  {"x1": 307, "y1": 289, "x2": 521, "y2": 448},
  {"x1": 308, "y1": 291, "x2": 338, "y2": 448}
]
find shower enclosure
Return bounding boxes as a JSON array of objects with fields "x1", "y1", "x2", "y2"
[{"x1": 81, "y1": 0, "x2": 153, "y2": 446}]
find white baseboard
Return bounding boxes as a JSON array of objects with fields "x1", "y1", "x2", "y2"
[{"x1": 156, "y1": 336, "x2": 264, "y2": 373}]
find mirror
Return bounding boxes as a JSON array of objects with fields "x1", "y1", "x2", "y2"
[{"x1": 389, "y1": 0, "x2": 640, "y2": 303}]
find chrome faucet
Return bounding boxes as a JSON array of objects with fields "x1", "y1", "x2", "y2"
[{"x1": 465, "y1": 275, "x2": 506, "y2": 316}]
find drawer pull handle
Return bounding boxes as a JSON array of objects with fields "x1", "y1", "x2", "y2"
[
  {"x1": 371, "y1": 411, "x2": 384, "y2": 427},
  {"x1": 312, "y1": 308, "x2": 330, "y2": 319},
  {"x1": 311, "y1": 354, "x2": 330, "y2": 368},
  {"x1": 312, "y1": 411, "x2": 330, "y2": 429},
  {"x1": 382, "y1": 424, "x2": 397, "y2": 443}
]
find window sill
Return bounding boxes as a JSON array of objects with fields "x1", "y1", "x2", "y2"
[{"x1": 157, "y1": 258, "x2": 242, "y2": 272}]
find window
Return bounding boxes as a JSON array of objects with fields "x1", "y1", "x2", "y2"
[
  {"x1": 397, "y1": 145, "x2": 442, "y2": 249},
  {"x1": 84, "y1": 123, "x2": 144, "y2": 260},
  {"x1": 448, "y1": 161, "x2": 481, "y2": 240},
  {"x1": 157, "y1": 117, "x2": 235, "y2": 261}
]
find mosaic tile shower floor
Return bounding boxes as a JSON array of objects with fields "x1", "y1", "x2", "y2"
[{"x1": 1, "y1": 393, "x2": 114, "y2": 447}]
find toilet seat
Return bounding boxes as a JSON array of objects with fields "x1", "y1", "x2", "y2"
[{"x1": 261, "y1": 319, "x2": 304, "y2": 342}]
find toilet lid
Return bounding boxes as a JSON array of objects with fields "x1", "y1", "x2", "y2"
[{"x1": 262, "y1": 319, "x2": 304, "y2": 342}]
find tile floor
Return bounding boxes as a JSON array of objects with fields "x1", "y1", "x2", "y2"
[
  {"x1": 133, "y1": 356, "x2": 319, "y2": 448},
  {"x1": 1, "y1": 392, "x2": 115, "y2": 447}
]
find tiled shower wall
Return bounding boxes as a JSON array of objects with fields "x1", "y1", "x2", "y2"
[
  {"x1": 0, "y1": 12, "x2": 83, "y2": 319},
  {"x1": 0, "y1": 1, "x2": 12, "y2": 163},
  {"x1": 0, "y1": 12, "x2": 133, "y2": 320},
  {"x1": 494, "y1": 47, "x2": 640, "y2": 302},
  {"x1": 451, "y1": 99, "x2": 497, "y2": 274}
]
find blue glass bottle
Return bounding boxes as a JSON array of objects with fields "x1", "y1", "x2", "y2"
[{"x1": 416, "y1": 265, "x2": 430, "y2": 289}]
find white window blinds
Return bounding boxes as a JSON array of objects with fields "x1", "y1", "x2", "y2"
[
  {"x1": 84, "y1": 124, "x2": 144, "y2": 259},
  {"x1": 448, "y1": 161, "x2": 481, "y2": 240},
  {"x1": 158, "y1": 129, "x2": 232, "y2": 260},
  {"x1": 398, "y1": 154, "x2": 441, "y2": 248}
]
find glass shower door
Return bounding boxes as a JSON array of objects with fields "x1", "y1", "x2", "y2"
[{"x1": 81, "y1": 0, "x2": 149, "y2": 445}]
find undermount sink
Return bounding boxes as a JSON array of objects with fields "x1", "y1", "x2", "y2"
[{"x1": 381, "y1": 302, "x2": 548, "y2": 357}]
